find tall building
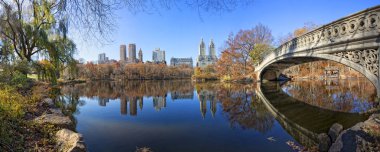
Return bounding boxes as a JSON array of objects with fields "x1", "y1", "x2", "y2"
[
  {"x1": 152, "y1": 48, "x2": 166, "y2": 63},
  {"x1": 196, "y1": 38, "x2": 218, "y2": 67},
  {"x1": 120, "y1": 45, "x2": 127, "y2": 62},
  {"x1": 98, "y1": 53, "x2": 108, "y2": 64},
  {"x1": 128, "y1": 43, "x2": 137, "y2": 63},
  {"x1": 170, "y1": 57, "x2": 193, "y2": 67},
  {"x1": 138, "y1": 48, "x2": 143, "y2": 62}
]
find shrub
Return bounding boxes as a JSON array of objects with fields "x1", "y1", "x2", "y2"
[
  {"x1": 0, "y1": 85, "x2": 28, "y2": 150},
  {"x1": 11, "y1": 71, "x2": 28, "y2": 87}
]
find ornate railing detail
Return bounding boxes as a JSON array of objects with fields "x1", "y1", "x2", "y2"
[
  {"x1": 332, "y1": 49, "x2": 379, "y2": 76},
  {"x1": 259, "y1": 6, "x2": 380, "y2": 68}
]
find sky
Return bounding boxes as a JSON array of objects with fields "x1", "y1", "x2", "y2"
[{"x1": 73, "y1": 0, "x2": 380, "y2": 63}]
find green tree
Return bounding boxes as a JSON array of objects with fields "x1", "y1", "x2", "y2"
[{"x1": 250, "y1": 43, "x2": 274, "y2": 64}]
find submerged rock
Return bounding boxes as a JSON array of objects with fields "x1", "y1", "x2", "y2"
[
  {"x1": 56, "y1": 129, "x2": 86, "y2": 152},
  {"x1": 328, "y1": 123, "x2": 343, "y2": 143}
]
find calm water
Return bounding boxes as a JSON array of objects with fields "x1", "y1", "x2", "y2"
[{"x1": 59, "y1": 79, "x2": 378, "y2": 152}]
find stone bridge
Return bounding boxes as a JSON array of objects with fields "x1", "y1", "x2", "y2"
[{"x1": 255, "y1": 5, "x2": 380, "y2": 95}]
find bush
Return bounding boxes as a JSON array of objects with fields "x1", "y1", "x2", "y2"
[
  {"x1": 11, "y1": 71, "x2": 28, "y2": 87},
  {"x1": 0, "y1": 85, "x2": 28, "y2": 150}
]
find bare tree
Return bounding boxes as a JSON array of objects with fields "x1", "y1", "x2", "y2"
[{"x1": 55, "y1": 0, "x2": 254, "y2": 42}]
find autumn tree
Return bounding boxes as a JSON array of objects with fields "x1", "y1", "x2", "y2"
[
  {"x1": 220, "y1": 24, "x2": 274, "y2": 80},
  {"x1": 277, "y1": 22, "x2": 319, "y2": 45}
]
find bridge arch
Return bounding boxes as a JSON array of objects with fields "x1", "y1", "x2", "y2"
[
  {"x1": 255, "y1": 5, "x2": 380, "y2": 96},
  {"x1": 257, "y1": 51, "x2": 380, "y2": 95}
]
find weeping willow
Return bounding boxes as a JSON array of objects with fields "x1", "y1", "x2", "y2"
[{"x1": 0, "y1": 0, "x2": 77, "y2": 85}]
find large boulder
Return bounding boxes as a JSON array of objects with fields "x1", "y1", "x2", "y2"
[
  {"x1": 328, "y1": 123, "x2": 343, "y2": 142},
  {"x1": 318, "y1": 133, "x2": 332, "y2": 152},
  {"x1": 56, "y1": 129, "x2": 86, "y2": 152}
]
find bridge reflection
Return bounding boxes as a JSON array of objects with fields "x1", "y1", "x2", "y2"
[{"x1": 256, "y1": 82, "x2": 371, "y2": 147}]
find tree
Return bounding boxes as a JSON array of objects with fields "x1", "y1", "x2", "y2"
[
  {"x1": 0, "y1": 0, "x2": 77, "y2": 84},
  {"x1": 250, "y1": 43, "x2": 273, "y2": 64},
  {"x1": 222, "y1": 24, "x2": 274, "y2": 77},
  {"x1": 277, "y1": 22, "x2": 319, "y2": 45}
]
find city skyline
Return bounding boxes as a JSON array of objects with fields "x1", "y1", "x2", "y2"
[{"x1": 72, "y1": 0, "x2": 379, "y2": 63}]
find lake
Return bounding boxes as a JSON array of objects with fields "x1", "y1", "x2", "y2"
[{"x1": 59, "y1": 79, "x2": 378, "y2": 152}]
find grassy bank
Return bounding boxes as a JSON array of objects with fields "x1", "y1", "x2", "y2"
[{"x1": 0, "y1": 83, "x2": 61, "y2": 151}]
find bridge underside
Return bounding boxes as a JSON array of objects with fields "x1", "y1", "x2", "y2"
[{"x1": 260, "y1": 57, "x2": 324, "y2": 81}]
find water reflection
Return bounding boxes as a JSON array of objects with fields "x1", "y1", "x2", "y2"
[
  {"x1": 58, "y1": 79, "x2": 375, "y2": 151},
  {"x1": 282, "y1": 79, "x2": 378, "y2": 113}
]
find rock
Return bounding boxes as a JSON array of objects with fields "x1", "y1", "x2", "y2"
[
  {"x1": 49, "y1": 108, "x2": 64, "y2": 116},
  {"x1": 56, "y1": 129, "x2": 86, "y2": 152},
  {"x1": 328, "y1": 123, "x2": 343, "y2": 142},
  {"x1": 318, "y1": 133, "x2": 331, "y2": 152},
  {"x1": 38, "y1": 98, "x2": 55, "y2": 107},
  {"x1": 329, "y1": 117, "x2": 380, "y2": 152},
  {"x1": 34, "y1": 113, "x2": 72, "y2": 129}
]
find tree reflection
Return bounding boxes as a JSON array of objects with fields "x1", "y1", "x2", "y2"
[{"x1": 195, "y1": 83, "x2": 275, "y2": 133}]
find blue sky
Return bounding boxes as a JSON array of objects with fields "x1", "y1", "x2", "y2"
[{"x1": 73, "y1": 0, "x2": 380, "y2": 62}]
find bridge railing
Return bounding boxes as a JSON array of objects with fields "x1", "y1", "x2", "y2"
[{"x1": 258, "y1": 5, "x2": 380, "y2": 68}]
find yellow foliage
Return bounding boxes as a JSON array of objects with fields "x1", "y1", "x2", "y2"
[{"x1": 0, "y1": 86, "x2": 26, "y2": 119}]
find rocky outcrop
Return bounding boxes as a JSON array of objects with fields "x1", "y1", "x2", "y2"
[
  {"x1": 329, "y1": 114, "x2": 380, "y2": 152},
  {"x1": 33, "y1": 98, "x2": 87, "y2": 151},
  {"x1": 33, "y1": 100, "x2": 73, "y2": 129},
  {"x1": 56, "y1": 129, "x2": 86, "y2": 152}
]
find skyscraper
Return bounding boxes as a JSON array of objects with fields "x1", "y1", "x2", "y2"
[
  {"x1": 98, "y1": 53, "x2": 108, "y2": 64},
  {"x1": 128, "y1": 43, "x2": 136, "y2": 63},
  {"x1": 120, "y1": 45, "x2": 127, "y2": 62},
  {"x1": 152, "y1": 48, "x2": 165, "y2": 63},
  {"x1": 138, "y1": 48, "x2": 143, "y2": 62}
]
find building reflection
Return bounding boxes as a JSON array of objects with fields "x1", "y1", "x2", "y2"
[
  {"x1": 98, "y1": 97, "x2": 109, "y2": 106},
  {"x1": 129, "y1": 97, "x2": 138, "y2": 116},
  {"x1": 171, "y1": 91, "x2": 194, "y2": 100},
  {"x1": 197, "y1": 90, "x2": 217, "y2": 118},
  {"x1": 119, "y1": 96, "x2": 143, "y2": 116},
  {"x1": 120, "y1": 96, "x2": 127, "y2": 114},
  {"x1": 153, "y1": 96, "x2": 167, "y2": 111}
]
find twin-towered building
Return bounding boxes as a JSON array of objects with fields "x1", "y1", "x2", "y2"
[
  {"x1": 196, "y1": 38, "x2": 217, "y2": 67},
  {"x1": 170, "y1": 38, "x2": 217, "y2": 68}
]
